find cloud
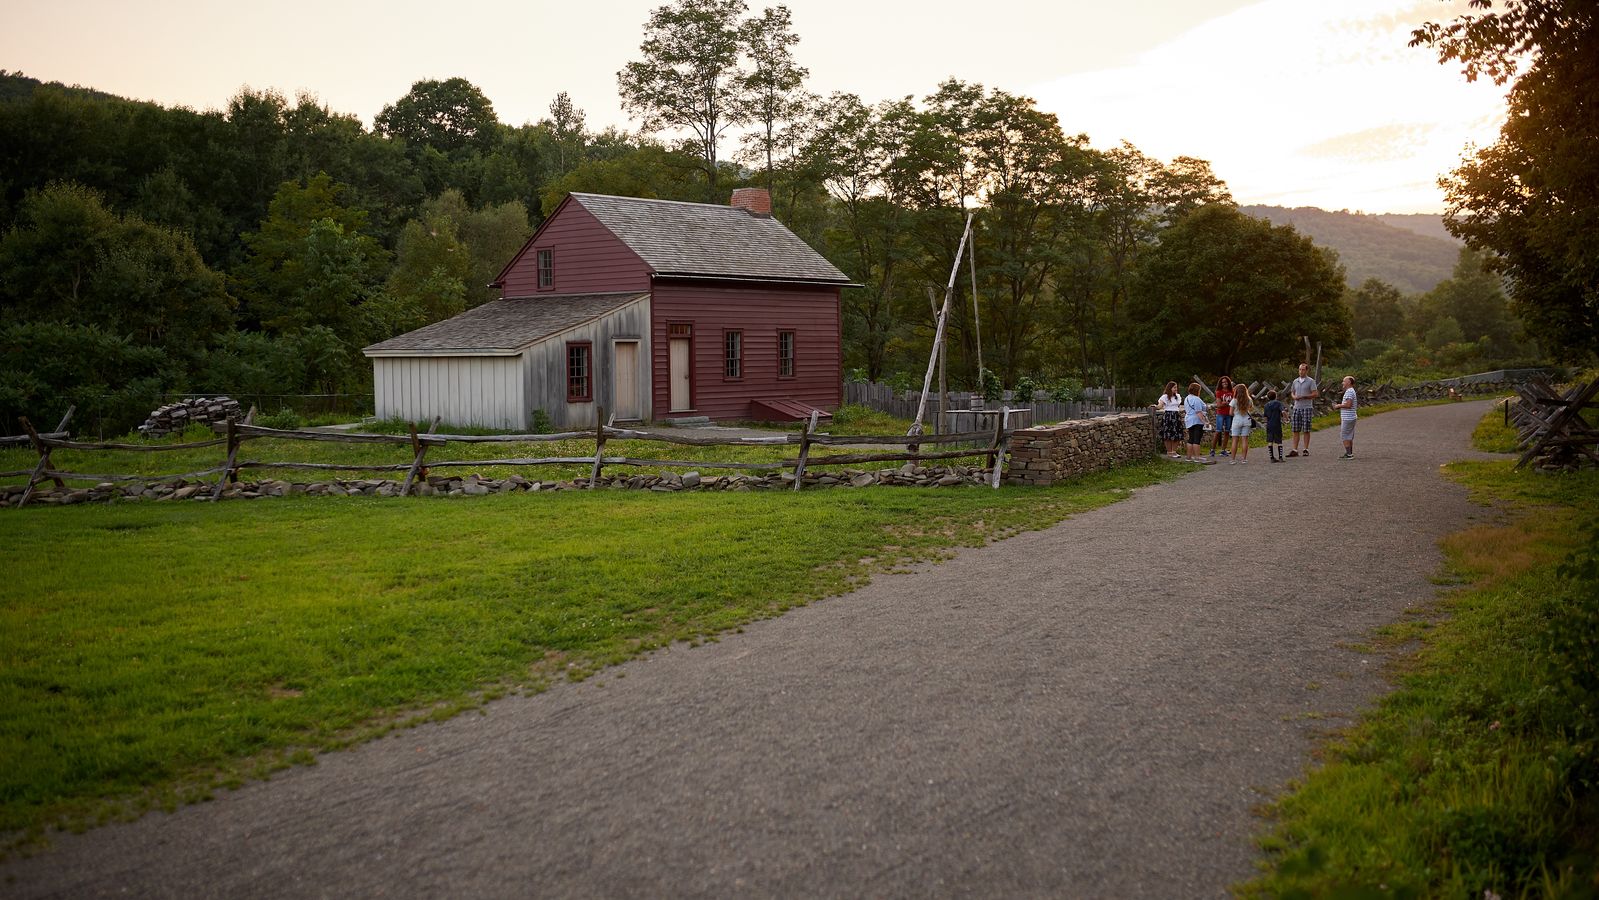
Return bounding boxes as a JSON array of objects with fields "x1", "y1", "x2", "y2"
[{"x1": 1299, "y1": 124, "x2": 1436, "y2": 162}]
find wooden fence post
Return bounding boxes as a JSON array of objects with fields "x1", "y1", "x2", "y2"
[
  {"x1": 792, "y1": 409, "x2": 820, "y2": 491},
  {"x1": 210, "y1": 418, "x2": 242, "y2": 501},
  {"x1": 17, "y1": 406, "x2": 75, "y2": 508},
  {"x1": 400, "y1": 417, "x2": 441, "y2": 496},
  {"x1": 989, "y1": 406, "x2": 1011, "y2": 490},
  {"x1": 589, "y1": 406, "x2": 607, "y2": 489}
]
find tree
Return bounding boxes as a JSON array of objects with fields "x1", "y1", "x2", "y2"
[
  {"x1": 1421, "y1": 247, "x2": 1519, "y2": 356},
  {"x1": 1120, "y1": 205, "x2": 1350, "y2": 378},
  {"x1": 544, "y1": 91, "x2": 587, "y2": 176},
  {"x1": 374, "y1": 78, "x2": 500, "y2": 157},
  {"x1": 232, "y1": 174, "x2": 389, "y2": 342},
  {"x1": 736, "y1": 5, "x2": 807, "y2": 198},
  {"x1": 1411, "y1": 0, "x2": 1599, "y2": 359},
  {"x1": 618, "y1": 0, "x2": 749, "y2": 199},
  {"x1": 1348, "y1": 278, "x2": 1407, "y2": 342},
  {"x1": 0, "y1": 181, "x2": 234, "y2": 359}
]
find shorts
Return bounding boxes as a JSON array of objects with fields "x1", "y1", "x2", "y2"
[
  {"x1": 1215, "y1": 414, "x2": 1233, "y2": 435},
  {"x1": 1340, "y1": 417, "x2": 1357, "y2": 441},
  {"x1": 1187, "y1": 424, "x2": 1205, "y2": 445},
  {"x1": 1291, "y1": 407, "x2": 1314, "y2": 433},
  {"x1": 1158, "y1": 410, "x2": 1182, "y2": 442},
  {"x1": 1230, "y1": 416, "x2": 1252, "y2": 437},
  {"x1": 1266, "y1": 425, "x2": 1283, "y2": 444}
]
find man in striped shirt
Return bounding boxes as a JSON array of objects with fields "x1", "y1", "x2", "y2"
[{"x1": 1334, "y1": 375, "x2": 1358, "y2": 459}]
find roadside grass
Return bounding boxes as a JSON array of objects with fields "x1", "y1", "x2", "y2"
[
  {"x1": 1241, "y1": 407, "x2": 1599, "y2": 898},
  {"x1": 0, "y1": 458, "x2": 1178, "y2": 848}
]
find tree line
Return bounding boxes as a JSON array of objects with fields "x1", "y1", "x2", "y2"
[{"x1": 4, "y1": 0, "x2": 1574, "y2": 435}]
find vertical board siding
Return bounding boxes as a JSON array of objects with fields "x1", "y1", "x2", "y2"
[
  {"x1": 650, "y1": 282, "x2": 841, "y2": 420},
  {"x1": 372, "y1": 356, "x2": 524, "y2": 430},
  {"x1": 499, "y1": 204, "x2": 652, "y2": 298},
  {"x1": 523, "y1": 297, "x2": 653, "y2": 430}
]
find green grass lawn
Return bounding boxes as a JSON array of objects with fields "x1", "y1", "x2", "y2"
[
  {"x1": 0, "y1": 459, "x2": 1177, "y2": 847},
  {"x1": 1241, "y1": 406, "x2": 1599, "y2": 898}
]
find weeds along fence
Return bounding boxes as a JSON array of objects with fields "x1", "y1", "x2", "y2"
[
  {"x1": 3, "y1": 406, "x2": 1024, "y2": 508},
  {"x1": 844, "y1": 381, "x2": 1142, "y2": 424}
]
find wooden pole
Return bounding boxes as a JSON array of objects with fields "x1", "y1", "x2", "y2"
[
  {"x1": 400, "y1": 417, "x2": 441, "y2": 496},
  {"x1": 989, "y1": 406, "x2": 1011, "y2": 489},
  {"x1": 210, "y1": 418, "x2": 242, "y2": 501},
  {"x1": 17, "y1": 406, "x2": 74, "y2": 508},
  {"x1": 589, "y1": 406, "x2": 607, "y2": 488},
  {"x1": 792, "y1": 409, "x2": 820, "y2": 491},
  {"x1": 910, "y1": 212, "x2": 974, "y2": 435}
]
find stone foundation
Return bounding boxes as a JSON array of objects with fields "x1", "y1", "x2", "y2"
[{"x1": 1004, "y1": 412, "x2": 1158, "y2": 486}]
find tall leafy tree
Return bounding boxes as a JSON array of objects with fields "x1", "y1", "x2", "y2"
[
  {"x1": 1348, "y1": 278, "x2": 1408, "y2": 342},
  {"x1": 1120, "y1": 204, "x2": 1350, "y2": 378},
  {"x1": 1411, "y1": 0, "x2": 1599, "y2": 359},
  {"x1": 374, "y1": 78, "x2": 501, "y2": 157},
  {"x1": 544, "y1": 91, "x2": 587, "y2": 177},
  {"x1": 736, "y1": 5, "x2": 807, "y2": 199},
  {"x1": 618, "y1": 0, "x2": 750, "y2": 199}
]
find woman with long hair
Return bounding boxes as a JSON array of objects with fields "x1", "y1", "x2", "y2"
[
  {"x1": 1228, "y1": 382, "x2": 1254, "y2": 463},
  {"x1": 1152, "y1": 381, "x2": 1184, "y2": 457}
]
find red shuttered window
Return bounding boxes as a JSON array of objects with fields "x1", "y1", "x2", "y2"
[{"x1": 566, "y1": 341, "x2": 592, "y2": 402}]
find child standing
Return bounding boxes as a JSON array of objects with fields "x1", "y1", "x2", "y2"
[
  {"x1": 1263, "y1": 389, "x2": 1285, "y2": 462},
  {"x1": 1183, "y1": 382, "x2": 1210, "y2": 463},
  {"x1": 1210, "y1": 375, "x2": 1234, "y2": 458},
  {"x1": 1228, "y1": 383, "x2": 1254, "y2": 463}
]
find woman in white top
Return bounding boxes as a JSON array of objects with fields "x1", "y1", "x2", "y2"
[
  {"x1": 1152, "y1": 381, "x2": 1184, "y2": 457},
  {"x1": 1228, "y1": 382, "x2": 1254, "y2": 463}
]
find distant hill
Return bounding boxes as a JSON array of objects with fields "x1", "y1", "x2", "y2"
[
  {"x1": 1240, "y1": 205, "x2": 1462, "y2": 295},
  {"x1": 0, "y1": 70, "x2": 125, "y2": 105}
]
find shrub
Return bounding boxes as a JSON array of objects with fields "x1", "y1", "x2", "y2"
[
  {"x1": 530, "y1": 409, "x2": 554, "y2": 434},
  {"x1": 1048, "y1": 377, "x2": 1083, "y2": 403},
  {"x1": 254, "y1": 408, "x2": 304, "y2": 430},
  {"x1": 1013, "y1": 375, "x2": 1041, "y2": 402}
]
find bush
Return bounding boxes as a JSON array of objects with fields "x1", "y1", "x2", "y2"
[
  {"x1": 978, "y1": 368, "x2": 1002, "y2": 404},
  {"x1": 254, "y1": 408, "x2": 304, "y2": 430},
  {"x1": 1013, "y1": 375, "x2": 1041, "y2": 402},
  {"x1": 531, "y1": 409, "x2": 554, "y2": 434},
  {"x1": 1047, "y1": 377, "x2": 1083, "y2": 403}
]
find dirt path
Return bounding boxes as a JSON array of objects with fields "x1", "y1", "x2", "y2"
[{"x1": 4, "y1": 401, "x2": 1501, "y2": 898}]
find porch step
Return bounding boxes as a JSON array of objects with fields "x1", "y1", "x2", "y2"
[{"x1": 663, "y1": 416, "x2": 712, "y2": 426}]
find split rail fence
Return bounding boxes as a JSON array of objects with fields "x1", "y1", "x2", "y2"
[{"x1": 4, "y1": 405, "x2": 1021, "y2": 508}]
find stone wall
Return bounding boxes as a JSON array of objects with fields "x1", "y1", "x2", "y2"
[{"x1": 1005, "y1": 412, "x2": 1158, "y2": 486}]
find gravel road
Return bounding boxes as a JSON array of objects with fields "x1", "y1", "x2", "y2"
[{"x1": 3, "y1": 400, "x2": 1502, "y2": 899}]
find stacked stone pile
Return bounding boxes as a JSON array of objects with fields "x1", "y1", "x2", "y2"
[
  {"x1": 1006, "y1": 412, "x2": 1157, "y2": 486},
  {"x1": 2, "y1": 463, "x2": 994, "y2": 507},
  {"x1": 138, "y1": 397, "x2": 244, "y2": 438}
]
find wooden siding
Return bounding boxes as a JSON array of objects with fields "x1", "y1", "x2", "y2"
[
  {"x1": 499, "y1": 201, "x2": 652, "y2": 298},
  {"x1": 373, "y1": 356, "x2": 525, "y2": 429},
  {"x1": 649, "y1": 281, "x2": 841, "y2": 420},
  {"x1": 525, "y1": 297, "x2": 653, "y2": 430}
]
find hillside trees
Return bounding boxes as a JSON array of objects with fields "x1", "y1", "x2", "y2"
[
  {"x1": 1120, "y1": 205, "x2": 1350, "y2": 378},
  {"x1": 1412, "y1": 0, "x2": 1599, "y2": 359}
]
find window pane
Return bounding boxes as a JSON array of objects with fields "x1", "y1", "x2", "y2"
[
  {"x1": 779, "y1": 331, "x2": 794, "y2": 377},
  {"x1": 724, "y1": 331, "x2": 742, "y2": 379},
  {"x1": 538, "y1": 249, "x2": 553, "y2": 289},
  {"x1": 567, "y1": 344, "x2": 590, "y2": 400}
]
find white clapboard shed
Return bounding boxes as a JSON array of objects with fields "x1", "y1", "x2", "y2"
[{"x1": 363, "y1": 292, "x2": 650, "y2": 430}]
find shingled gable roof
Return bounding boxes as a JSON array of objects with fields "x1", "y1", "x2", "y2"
[
  {"x1": 493, "y1": 193, "x2": 854, "y2": 288},
  {"x1": 363, "y1": 292, "x2": 647, "y2": 356}
]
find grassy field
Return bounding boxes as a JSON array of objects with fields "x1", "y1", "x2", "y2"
[
  {"x1": 0, "y1": 458, "x2": 1178, "y2": 848},
  {"x1": 1242, "y1": 407, "x2": 1599, "y2": 897}
]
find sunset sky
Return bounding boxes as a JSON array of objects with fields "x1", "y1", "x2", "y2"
[{"x1": 1, "y1": 0, "x2": 1507, "y2": 214}]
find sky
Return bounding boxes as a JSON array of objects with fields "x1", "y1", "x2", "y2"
[{"x1": 1, "y1": 0, "x2": 1508, "y2": 214}]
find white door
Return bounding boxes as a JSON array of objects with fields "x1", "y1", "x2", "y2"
[
  {"x1": 614, "y1": 341, "x2": 640, "y2": 420},
  {"x1": 669, "y1": 337, "x2": 691, "y2": 411}
]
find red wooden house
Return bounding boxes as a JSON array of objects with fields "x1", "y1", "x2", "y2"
[{"x1": 365, "y1": 188, "x2": 854, "y2": 429}]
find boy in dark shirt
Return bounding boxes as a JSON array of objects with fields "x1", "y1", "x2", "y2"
[{"x1": 1263, "y1": 390, "x2": 1285, "y2": 462}]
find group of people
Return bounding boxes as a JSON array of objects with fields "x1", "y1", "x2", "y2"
[{"x1": 1153, "y1": 363, "x2": 1359, "y2": 465}]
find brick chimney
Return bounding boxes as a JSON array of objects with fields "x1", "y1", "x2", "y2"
[{"x1": 729, "y1": 187, "x2": 772, "y2": 217}]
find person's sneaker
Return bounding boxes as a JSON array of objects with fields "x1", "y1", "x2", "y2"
[
  {"x1": 1286, "y1": 450, "x2": 1298, "y2": 458},
  {"x1": 1340, "y1": 452, "x2": 1353, "y2": 460},
  {"x1": 1209, "y1": 450, "x2": 1216, "y2": 458},
  {"x1": 1220, "y1": 450, "x2": 1230, "y2": 457},
  {"x1": 1303, "y1": 449, "x2": 1309, "y2": 457},
  {"x1": 1228, "y1": 459, "x2": 1237, "y2": 465}
]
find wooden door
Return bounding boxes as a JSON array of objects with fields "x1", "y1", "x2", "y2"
[
  {"x1": 613, "y1": 341, "x2": 640, "y2": 420},
  {"x1": 669, "y1": 337, "x2": 691, "y2": 411}
]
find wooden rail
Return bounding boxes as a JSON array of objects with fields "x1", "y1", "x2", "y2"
[{"x1": 6, "y1": 407, "x2": 1020, "y2": 504}]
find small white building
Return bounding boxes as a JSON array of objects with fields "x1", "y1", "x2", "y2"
[{"x1": 364, "y1": 292, "x2": 650, "y2": 430}]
